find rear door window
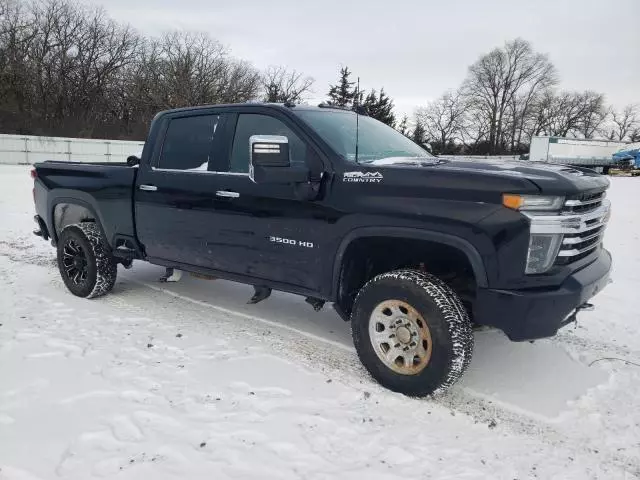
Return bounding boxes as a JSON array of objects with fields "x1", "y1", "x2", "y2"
[{"x1": 158, "y1": 114, "x2": 222, "y2": 171}]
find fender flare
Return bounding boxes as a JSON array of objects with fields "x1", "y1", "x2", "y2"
[
  {"x1": 48, "y1": 193, "x2": 106, "y2": 245},
  {"x1": 330, "y1": 226, "x2": 489, "y2": 299}
]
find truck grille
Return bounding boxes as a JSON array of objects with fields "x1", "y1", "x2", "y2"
[
  {"x1": 562, "y1": 191, "x2": 605, "y2": 214},
  {"x1": 555, "y1": 190, "x2": 609, "y2": 264}
]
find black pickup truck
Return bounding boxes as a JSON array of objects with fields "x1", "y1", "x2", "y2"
[{"x1": 32, "y1": 103, "x2": 612, "y2": 396}]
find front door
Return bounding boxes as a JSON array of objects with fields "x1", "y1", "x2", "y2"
[{"x1": 196, "y1": 110, "x2": 334, "y2": 293}]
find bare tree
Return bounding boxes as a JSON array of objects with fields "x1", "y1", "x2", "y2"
[
  {"x1": 0, "y1": 0, "x2": 37, "y2": 121},
  {"x1": 576, "y1": 91, "x2": 607, "y2": 138},
  {"x1": 0, "y1": 0, "x2": 270, "y2": 138},
  {"x1": 610, "y1": 104, "x2": 638, "y2": 141},
  {"x1": 261, "y1": 65, "x2": 313, "y2": 103},
  {"x1": 529, "y1": 89, "x2": 608, "y2": 139},
  {"x1": 463, "y1": 38, "x2": 557, "y2": 154},
  {"x1": 416, "y1": 90, "x2": 466, "y2": 154},
  {"x1": 397, "y1": 114, "x2": 408, "y2": 136}
]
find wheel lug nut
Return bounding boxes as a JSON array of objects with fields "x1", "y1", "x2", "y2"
[
  {"x1": 394, "y1": 343, "x2": 400, "y2": 348},
  {"x1": 389, "y1": 334, "x2": 395, "y2": 338}
]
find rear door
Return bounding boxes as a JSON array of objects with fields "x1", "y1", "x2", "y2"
[{"x1": 134, "y1": 109, "x2": 232, "y2": 267}]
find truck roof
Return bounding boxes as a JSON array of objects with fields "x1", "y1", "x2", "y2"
[{"x1": 155, "y1": 102, "x2": 355, "y2": 117}]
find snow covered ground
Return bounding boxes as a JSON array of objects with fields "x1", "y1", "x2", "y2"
[{"x1": 0, "y1": 164, "x2": 639, "y2": 479}]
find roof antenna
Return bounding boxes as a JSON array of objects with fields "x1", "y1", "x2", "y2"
[{"x1": 355, "y1": 76, "x2": 360, "y2": 163}]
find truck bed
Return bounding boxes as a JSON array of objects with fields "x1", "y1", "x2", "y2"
[
  {"x1": 40, "y1": 160, "x2": 130, "y2": 167},
  {"x1": 33, "y1": 160, "x2": 138, "y2": 245}
]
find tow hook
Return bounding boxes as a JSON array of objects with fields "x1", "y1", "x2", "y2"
[{"x1": 561, "y1": 302, "x2": 595, "y2": 328}]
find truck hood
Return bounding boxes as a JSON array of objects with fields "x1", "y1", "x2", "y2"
[{"x1": 366, "y1": 157, "x2": 610, "y2": 196}]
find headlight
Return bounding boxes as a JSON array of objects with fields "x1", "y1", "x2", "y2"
[
  {"x1": 503, "y1": 194, "x2": 564, "y2": 211},
  {"x1": 525, "y1": 233, "x2": 563, "y2": 274}
]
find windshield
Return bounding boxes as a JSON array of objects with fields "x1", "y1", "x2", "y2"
[{"x1": 295, "y1": 110, "x2": 433, "y2": 163}]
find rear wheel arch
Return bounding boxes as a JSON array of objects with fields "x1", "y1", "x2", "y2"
[
  {"x1": 331, "y1": 227, "x2": 488, "y2": 319},
  {"x1": 50, "y1": 199, "x2": 103, "y2": 244}
]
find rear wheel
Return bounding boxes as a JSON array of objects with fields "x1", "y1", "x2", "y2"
[
  {"x1": 351, "y1": 269, "x2": 473, "y2": 396},
  {"x1": 57, "y1": 222, "x2": 117, "y2": 298}
]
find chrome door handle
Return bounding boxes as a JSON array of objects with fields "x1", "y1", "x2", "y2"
[
  {"x1": 216, "y1": 190, "x2": 240, "y2": 198},
  {"x1": 139, "y1": 184, "x2": 158, "y2": 192}
]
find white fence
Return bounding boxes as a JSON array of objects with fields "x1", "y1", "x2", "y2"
[
  {"x1": 0, "y1": 134, "x2": 144, "y2": 165},
  {"x1": 0, "y1": 133, "x2": 523, "y2": 165}
]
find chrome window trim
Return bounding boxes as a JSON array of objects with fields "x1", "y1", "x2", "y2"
[{"x1": 149, "y1": 166, "x2": 249, "y2": 176}]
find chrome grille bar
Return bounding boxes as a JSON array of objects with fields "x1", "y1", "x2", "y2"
[
  {"x1": 562, "y1": 192, "x2": 605, "y2": 214},
  {"x1": 564, "y1": 197, "x2": 603, "y2": 207},
  {"x1": 562, "y1": 230, "x2": 604, "y2": 245},
  {"x1": 524, "y1": 196, "x2": 610, "y2": 265},
  {"x1": 525, "y1": 199, "x2": 611, "y2": 235},
  {"x1": 557, "y1": 243, "x2": 603, "y2": 257}
]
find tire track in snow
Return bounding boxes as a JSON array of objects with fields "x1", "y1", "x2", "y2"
[
  {"x1": 1, "y1": 241, "x2": 638, "y2": 475},
  {"x1": 115, "y1": 274, "x2": 639, "y2": 474}
]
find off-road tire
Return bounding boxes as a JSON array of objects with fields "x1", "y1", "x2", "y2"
[
  {"x1": 57, "y1": 222, "x2": 117, "y2": 299},
  {"x1": 351, "y1": 269, "x2": 473, "y2": 396}
]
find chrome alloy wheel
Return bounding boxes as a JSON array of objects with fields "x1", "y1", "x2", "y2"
[{"x1": 368, "y1": 300, "x2": 433, "y2": 375}]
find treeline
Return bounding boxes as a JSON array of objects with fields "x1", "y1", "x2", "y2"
[
  {"x1": 0, "y1": 0, "x2": 312, "y2": 139},
  {"x1": 325, "y1": 40, "x2": 638, "y2": 155},
  {"x1": 1, "y1": 0, "x2": 637, "y2": 151},
  {"x1": 412, "y1": 39, "x2": 639, "y2": 155}
]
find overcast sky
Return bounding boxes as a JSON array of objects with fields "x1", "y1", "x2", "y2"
[{"x1": 88, "y1": 0, "x2": 639, "y2": 117}]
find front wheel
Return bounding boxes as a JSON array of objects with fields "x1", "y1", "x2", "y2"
[
  {"x1": 57, "y1": 222, "x2": 117, "y2": 298},
  {"x1": 351, "y1": 269, "x2": 473, "y2": 396}
]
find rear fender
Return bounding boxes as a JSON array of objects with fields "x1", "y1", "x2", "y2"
[{"x1": 49, "y1": 195, "x2": 104, "y2": 245}]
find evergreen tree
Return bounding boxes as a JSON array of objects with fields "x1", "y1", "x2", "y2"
[
  {"x1": 361, "y1": 90, "x2": 378, "y2": 115},
  {"x1": 359, "y1": 88, "x2": 396, "y2": 127},
  {"x1": 412, "y1": 119, "x2": 426, "y2": 145},
  {"x1": 373, "y1": 88, "x2": 396, "y2": 127},
  {"x1": 327, "y1": 67, "x2": 356, "y2": 108},
  {"x1": 398, "y1": 115, "x2": 409, "y2": 136}
]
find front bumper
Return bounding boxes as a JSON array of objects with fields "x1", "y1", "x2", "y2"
[{"x1": 473, "y1": 248, "x2": 612, "y2": 341}]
